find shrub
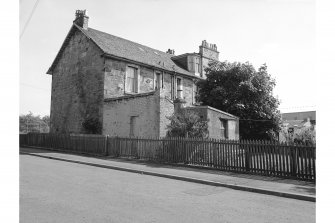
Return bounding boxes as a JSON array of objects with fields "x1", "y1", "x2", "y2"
[{"x1": 166, "y1": 110, "x2": 209, "y2": 138}]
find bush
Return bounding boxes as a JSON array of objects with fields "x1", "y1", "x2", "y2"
[
  {"x1": 282, "y1": 126, "x2": 316, "y2": 146},
  {"x1": 166, "y1": 110, "x2": 209, "y2": 138},
  {"x1": 82, "y1": 117, "x2": 102, "y2": 134}
]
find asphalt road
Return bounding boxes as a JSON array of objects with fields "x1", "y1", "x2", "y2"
[{"x1": 20, "y1": 154, "x2": 315, "y2": 223}]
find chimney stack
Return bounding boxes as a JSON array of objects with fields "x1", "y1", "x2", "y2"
[
  {"x1": 166, "y1": 49, "x2": 175, "y2": 55},
  {"x1": 74, "y1": 10, "x2": 89, "y2": 30},
  {"x1": 199, "y1": 40, "x2": 219, "y2": 60}
]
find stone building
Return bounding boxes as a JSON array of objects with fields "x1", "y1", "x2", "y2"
[{"x1": 47, "y1": 10, "x2": 239, "y2": 139}]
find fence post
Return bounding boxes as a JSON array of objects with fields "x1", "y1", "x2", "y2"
[
  {"x1": 105, "y1": 135, "x2": 109, "y2": 156},
  {"x1": 244, "y1": 140, "x2": 250, "y2": 172},
  {"x1": 290, "y1": 144, "x2": 297, "y2": 177}
]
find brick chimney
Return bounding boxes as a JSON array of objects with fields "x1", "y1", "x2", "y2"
[{"x1": 73, "y1": 10, "x2": 89, "y2": 30}]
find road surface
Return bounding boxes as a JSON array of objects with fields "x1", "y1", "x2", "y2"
[{"x1": 20, "y1": 154, "x2": 315, "y2": 223}]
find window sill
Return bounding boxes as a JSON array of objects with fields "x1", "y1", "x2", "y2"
[{"x1": 124, "y1": 92, "x2": 139, "y2": 95}]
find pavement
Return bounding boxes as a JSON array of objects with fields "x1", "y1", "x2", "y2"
[
  {"x1": 20, "y1": 146, "x2": 316, "y2": 202},
  {"x1": 20, "y1": 154, "x2": 315, "y2": 223}
]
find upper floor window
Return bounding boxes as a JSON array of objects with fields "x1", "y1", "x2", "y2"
[
  {"x1": 126, "y1": 66, "x2": 138, "y2": 93},
  {"x1": 195, "y1": 57, "x2": 201, "y2": 74},
  {"x1": 177, "y1": 78, "x2": 183, "y2": 99},
  {"x1": 188, "y1": 56, "x2": 194, "y2": 72},
  {"x1": 155, "y1": 72, "x2": 163, "y2": 89},
  {"x1": 171, "y1": 75, "x2": 175, "y2": 99}
]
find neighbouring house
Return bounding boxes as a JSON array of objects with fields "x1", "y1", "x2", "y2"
[
  {"x1": 47, "y1": 10, "x2": 239, "y2": 140},
  {"x1": 279, "y1": 110, "x2": 316, "y2": 142},
  {"x1": 281, "y1": 111, "x2": 316, "y2": 132}
]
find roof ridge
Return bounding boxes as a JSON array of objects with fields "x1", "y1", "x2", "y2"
[{"x1": 87, "y1": 27, "x2": 172, "y2": 57}]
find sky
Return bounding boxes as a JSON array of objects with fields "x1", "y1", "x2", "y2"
[{"x1": 20, "y1": 0, "x2": 316, "y2": 116}]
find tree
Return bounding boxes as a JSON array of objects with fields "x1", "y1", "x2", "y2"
[
  {"x1": 166, "y1": 110, "x2": 209, "y2": 138},
  {"x1": 197, "y1": 61, "x2": 281, "y2": 140},
  {"x1": 19, "y1": 112, "x2": 50, "y2": 133}
]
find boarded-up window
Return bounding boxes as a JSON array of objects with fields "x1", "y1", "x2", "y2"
[
  {"x1": 126, "y1": 66, "x2": 138, "y2": 93},
  {"x1": 177, "y1": 78, "x2": 183, "y2": 99},
  {"x1": 220, "y1": 119, "x2": 228, "y2": 139}
]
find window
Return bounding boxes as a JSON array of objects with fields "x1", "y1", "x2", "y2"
[
  {"x1": 193, "y1": 83, "x2": 199, "y2": 104},
  {"x1": 220, "y1": 119, "x2": 228, "y2": 139},
  {"x1": 188, "y1": 56, "x2": 194, "y2": 72},
  {"x1": 126, "y1": 66, "x2": 138, "y2": 93},
  {"x1": 171, "y1": 75, "x2": 175, "y2": 99},
  {"x1": 155, "y1": 72, "x2": 163, "y2": 89},
  {"x1": 195, "y1": 57, "x2": 201, "y2": 74},
  {"x1": 177, "y1": 78, "x2": 183, "y2": 99}
]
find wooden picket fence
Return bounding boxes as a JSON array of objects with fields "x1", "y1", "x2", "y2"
[
  {"x1": 20, "y1": 133, "x2": 107, "y2": 155},
  {"x1": 20, "y1": 133, "x2": 316, "y2": 181}
]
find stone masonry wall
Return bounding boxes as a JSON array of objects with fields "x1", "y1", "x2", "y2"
[
  {"x1": 104, "y1": 59, "x2": 155, "y2": 98},
  {"x1": 102, "y1": 88, "x2": 177, "y2": 138},
  {"x1": 182, "y1": 77, "x2": 195, "y2": 107},
  {"x1": 182, "y1": 106, "x2": 239, "y2": 140},
  {"x1": 158, "y1": 88, "x2": 175, "y2": 137},
  {"x1": 104, "y1": 60, "x2": 127, "y2": 97},
  {"x1": 50, "y1": 29, "x2": 104, "y2": 134},
  {"x1": 207, "y1": 109, "x2": 239, "y2": 140},
  {"x1": 103, "y1": 58, "x2": 196, "y2": 107},
  {"x1": 103, "y1": 92, "x2": 160, "y2": 138}
]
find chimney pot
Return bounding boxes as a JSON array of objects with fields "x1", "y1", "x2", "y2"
[
  {"x1": 74, "y1": 10, "x2": 89, "y2": 30},
  {"x1": 166, "y1": 49, "x2": 175, "y2": 55}
]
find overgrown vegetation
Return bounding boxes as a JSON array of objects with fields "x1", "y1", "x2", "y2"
[
  {"x1": 282, "y1": 127, "x2": 316, "y2": 146},
  {"x1": 82, "y1": 117, "x2": 102, "y2": 134},
  {"x1": 166, "y1": 110, "x2": 209, "y2": 138},
  {"x1": 197, "y1": 61, "x2": 281, "y2": 140},
  {"x1": 19, "y1": 112, "x2": 50, "y2": 133}
]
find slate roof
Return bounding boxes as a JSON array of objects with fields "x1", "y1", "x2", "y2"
[
  {"x1": 281, "y1": 111, "x2": 316, "y2": 121},
  {"x1": 282, "y1": 120, "x2": 313, "y2": 129},
  {"x1": 184, "y1": 106, "x2": 239, "y2": 119},
  {"x1": 47, "y1": 24, "x2": 195, "y2": 77}
]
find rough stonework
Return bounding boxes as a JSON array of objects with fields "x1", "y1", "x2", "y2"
[
  {"x1": 104, "y1": 59, "x2": 127, "y2": 98},
  {"x1": 50, "y1": 29, "x2": 104, "y2": 134},
  {"x1": 103, "y1": 92, "x2": 160, "y2": 137},
  {"x1": 158, "y1": 88, "x2": 175, "y2": 137},
  {"x1": 183, "y1": 106, "x2": 239, "y2": 140},
  {"x1": 47, "y1": 11, "x2": 239, "y2": 139},
  {"x1": 103, "y1": 88, "x2": 174, "y2": 138}
]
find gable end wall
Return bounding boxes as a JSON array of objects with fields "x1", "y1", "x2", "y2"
[{"x1": 50, "y1": 29, "x2": 105, "y2": 133}]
